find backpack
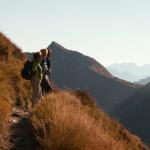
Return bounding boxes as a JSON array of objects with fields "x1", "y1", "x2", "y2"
[{"x1": 21, "y1": 60, "x2": 32, "y2": 80}]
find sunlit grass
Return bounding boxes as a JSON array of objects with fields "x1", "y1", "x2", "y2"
[
  {"x1": 31, "y1": 91, "x2": 148, "y2": 150},
  {"x1": 0, "y1": 96, "x2": 12, "y2": 149}
]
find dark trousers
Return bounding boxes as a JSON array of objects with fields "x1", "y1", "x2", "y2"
[{"x1": 41, "y1": 74, "x2": 52, "y2": 95}]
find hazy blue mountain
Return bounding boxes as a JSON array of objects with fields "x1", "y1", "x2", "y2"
[
  {"x1": 108, "y1": 68, "x2": 140, "y2": 82},
  {"x1": 135, "y1": 76, "x2": 150, "y2": 85},
  {"x1": 107, "y1": 63, "x2": 150, "y2": 82}
]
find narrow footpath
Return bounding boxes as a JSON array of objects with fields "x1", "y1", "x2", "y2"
[{"x1": 9, "y1": 107, "x2": 39, "y2": 150}]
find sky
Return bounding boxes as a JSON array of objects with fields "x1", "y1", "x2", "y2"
[{"x1": 1, "y1": 0, "x2": 150, "y2": 66}]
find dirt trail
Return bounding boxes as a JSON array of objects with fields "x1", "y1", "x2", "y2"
[{"x1": 9, "y1": 107, "x2": 39, "y2": 150}]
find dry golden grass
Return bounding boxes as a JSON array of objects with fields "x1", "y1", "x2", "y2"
[
  {"x1": 31, "y1": 91, "x2": 148, "y2": 150},
  {"x1": 74, "y1": 91, "x2": 148, "y2": 150},
  {"x1": 0, "y1": 58, "x2": 31, "y2": 107},
  {"x1": 0, "y1": 32, "x2": 31, "y2": 149},
  {"x1": 0, "y1": 96, "x2": 12, "y2": 149},
  {"x1": 0, "y1": 32, "x2": 31, "y2": 107}
]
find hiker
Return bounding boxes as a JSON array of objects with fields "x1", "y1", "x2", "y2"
[
  {"x1": 40, "y1": 48, "x2": 52, "y2": 95},
  {"x1": 31, "y1": 52, "x2": 43, "y2": 107}
]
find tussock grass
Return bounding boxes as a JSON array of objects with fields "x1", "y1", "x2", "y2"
[
  {"x1": 0, "y1": 96, "x2": 12, "y2": 149},
  {"x1": 0, "y1": 32, "x2": 31, "y2": 148},
  {"x1": 0, "y1": 32, "x2": 31, "y2": 107},
  {"x1": 74, "y1": 91, "x2": 149, "y2": 150},
  {"x1": 31, "y1": 91, "x2": 148, "y2": 150}
]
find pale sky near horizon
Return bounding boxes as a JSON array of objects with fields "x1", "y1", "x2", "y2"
[{"x1": 1, "y1": 0, "x2": 150, "y2": 66}]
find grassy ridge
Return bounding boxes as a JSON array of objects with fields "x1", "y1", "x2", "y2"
[
  {"x1": 0, "y1": 32, "x2": 31, "y2": 106},
  {"x1": 31, "y1": 90, "x2": 148, "y2": 150},
  {"x1": 0, "y1": 32, "x2": 31, "y2": 149}
]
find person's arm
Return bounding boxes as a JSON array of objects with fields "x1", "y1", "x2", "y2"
[
  {"x1": 38, "y1": 64, "x2": 43, "y2": 80},
  {"x1": 32, "y1": 62, "x2": 41, "y2": 74},
  {"x1": 32, "y1": 62, "x2": 38, "y2": 73}
]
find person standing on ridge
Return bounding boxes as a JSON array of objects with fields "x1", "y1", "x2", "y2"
[
  {"x1": 31, "y1": 52, "x2": 43, "y2": 107},
  {"x1": 40, "y1": 48, "x2": 52, "y2": 95}
]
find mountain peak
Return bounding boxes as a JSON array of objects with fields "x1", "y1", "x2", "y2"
[{"x1": 49, "y1": 41, "x2": 66, "y2": 51}]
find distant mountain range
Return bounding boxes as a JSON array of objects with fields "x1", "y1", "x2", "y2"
[
  {"x1": 26, "y1": 42, "x2": 140, "y2": 113},
  {"x1": 108, "y1": 68, "x2": 140, "y2": 82},
  {"x1": 107, "y1": 63, "x2": 150, "y2": 82},
  {"x1": 135, "y1": 76, "x2": 150, "y2": 85},
  {"x1": 113, "y1": 83, "x2": 150, "y2": 145}
]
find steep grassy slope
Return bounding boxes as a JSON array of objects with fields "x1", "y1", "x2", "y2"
[
  {"x1": 0, "y1": 32, "x2": 31, "y2": 106},
  {"x1": 0, "y1": 97, "x2": 12, "y2": 149},
  {"x1": 31, "y1": 90, "x2": 148, "y2": 150},
  {"x1": 0, "y1": 32, "x2": 31, "y2": 149}
]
